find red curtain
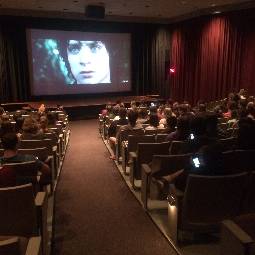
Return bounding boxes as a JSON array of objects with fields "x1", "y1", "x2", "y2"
[{"x1": 170, "y1": 10, "x2": 255, "y2": 104}]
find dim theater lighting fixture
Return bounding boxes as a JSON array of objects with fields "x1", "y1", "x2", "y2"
[{"x1": 169, "y1": 67, "x2": 175, "y2": 74}]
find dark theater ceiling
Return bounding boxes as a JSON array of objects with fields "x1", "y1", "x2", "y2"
[{"x1": 0, "y1": 0, "x2": 255, "y2": 23}]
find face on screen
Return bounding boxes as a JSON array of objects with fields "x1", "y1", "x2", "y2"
[{"x1": 67, "y1": 40, "x2": 110, "y2": 84}]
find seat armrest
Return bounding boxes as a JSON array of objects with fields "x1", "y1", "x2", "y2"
[
  {"x1": 25, "y1": 236, "x2": 42, "y2": 255},
  {"x1": 222, "y1": 220, "x2": 254, "y2": 244},
  {"x1": 35, "y1": 192, "x2": 46, "y2": 207},
  {"x1": 141, "y1": 164, "x2": 152, "y2": 175},
  {"x1": 168, "y1": 184, "x2": 184, "y2": 206},
  {"x1": 141, "y1": 163, "x2": 152, "y2": 210}
]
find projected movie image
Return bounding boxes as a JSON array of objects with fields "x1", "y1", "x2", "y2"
[{"x1": 27, "y1": 29, "x2": 131, "y2": 96}]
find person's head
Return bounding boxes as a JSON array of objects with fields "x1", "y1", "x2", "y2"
[
  {"x1": 15, "y1": 117, "x2": 25, "y2": 134},
  {"x1": 47, "y1": 112, "x2": 57, "y2": 125},
  {"x1": 119, "y1": 107, "x2": 127, "y2": 120},
  {"x1": 38, "y1": 104, "x2": 46, "y2": 114},
  {"x1": 163, "y1": 108, "x2": 172, "y2": 118},
  {"x1": 22, "y1": 117, "x2": 39, "y2": 134},
  {"x1": 176, "y1": 116, "x2": 190, "y2": 139},
  {"x1": 246, "y1": 102, "x2": 255, "y2": 117},
  {"x1": 40, "y1": 116, "x2": 49, "y2": 130},
  {"x1": 112, "y1": 105, "x2": 120, "y2": 117},
  {"x1": 205, "y1": 113, "x2": 218, "y2": 137},
  {"x1": 190, "y1": 114, "x2": 206, "y2": 137},
  {"x1": 166, "y1": 115, "x2": 177, "y2": 131},
  {"x1": 138, "y1": 108, "x2": 148, "y2": 119},
  {"x1": 198, "y1": 103, "x2": 206, "y2": 113},
  {"x1": 127, "y1": 109, "x2": 138, "y2": 127},
  {"x1": 0, "y1": 121, "x2": 15, "y2": 137},
  {"x1": 1, "y1": 132, "x2": 19, "y2": 151},
  {"x1": 0, "y1": 107, "x2": 5, "y2": 116},
  {"x1": 148, "y1": 114, "x2": 159, "y2": 128},
  {"x1": 64, "y1": 40, "x2": 110, "y2": 84},
  {"x1": 178, "y1": 104, "x2": 189, "y2": 116}
]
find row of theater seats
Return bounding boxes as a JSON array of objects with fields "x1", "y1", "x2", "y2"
[
  {"x1": 0, "y1": 111, "x2": 71, "y2": 255},
  {"x1": 99, "y1": 113, "x2": 255, "y2": 254}
]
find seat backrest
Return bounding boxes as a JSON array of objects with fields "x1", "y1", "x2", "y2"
[
  {"x1": 137, "y1": 141, "x2": 170, "y2": 165},
  {"x1": 151, "y1": 153, "x2": 192, "y2": 176},
  {"x1": 220, "y1": 137, "x2": 237, "y2": 151},
  {"x1": 19, "y1": 139, "x2": 48, "y2": 149},
  {"x1": 170, "y1": 140, "x2": 191, "y2": 155},
  {"x1": 144, "y1": 129, "x2": 157, "y2": 135},
  {"x1": 19, "y1": 139, "x2": 53, "y2": 156},
  {"x1": 223, "y1": 150, "x2": 255, "y2": 174},
  {"x1": 18, "y1": 147, "x2": 48, "y2": 162},
  {"x1": 135, "y1": 142, "x2": 170, "y2": 179},
  {"x1": 156, "y1": 133, "x2": 168, "y2": 143},
  {"x1": 43, "y1": 132, "x2": 58, "y2": 144},
  {"x1": 157, "y1": 128, "x2": 168, "y2": 134},
  {"x1": 119, "y1": 128, "x2": 144, "y2": 142},
  {"x1": 2, "y1": 161, "x2": 39, "y2": 187},
  {"x1": 181, "y1": 172, "x2": 248, "y2": 231},
  {"x1": 0, "y1": 184, "x2": 37, "y2": 236},
  {"x1": 127, "y1": 135, "x2": 155, "y2": 153}
]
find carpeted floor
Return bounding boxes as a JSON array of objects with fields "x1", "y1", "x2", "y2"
[{"x1": 53, "y1": 119, "x2": 178, "y2": 255}]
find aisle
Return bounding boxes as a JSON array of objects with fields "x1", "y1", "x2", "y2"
[{"x1": 53, "y1": 119, "x2": 177, "y2": 255}]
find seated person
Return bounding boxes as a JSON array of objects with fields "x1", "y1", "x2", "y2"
[
  {"x1": 145, "y1": 114, "x2": 160, "y2": 131},
  {"x1": 165, "y1": 116, "x2": 190, "y2": 144},
  {"x1": 109, "y1": 109, "x2": 142, "y2": 160},
  {"x1": 0, "y1": 120, "x2": 15, "y2": 138},
  {"x1": 155, "y1": 142, "x2": 224, "y2": 193},
  {"x1": 165, "y1": 115, "x2": 177, "y2": 134},
  {"x1": 13, "y1": 112, "x2": 25, "y2": 136},
  {"x1": 38, "y1": 103, "x2": 47, "y2": 118},
  {"x1": 159, "y1": 108, "x2": 173, "y2": 127},
  {"x1": 0, "y1": 132, "x2": 51, "y2": 185},
  {"x1": 47, "y1": 112, "x2": 58, "y2": 128},
  {"x1": 20, "y1": 116, "x2": 45, "y2": 140},
  {"x1": 39, "y1": 116, "x2": 58, "y2": 142},
  {"x1": 136, "y1": 108, "x2": 149, "y2": 125},
  {"x1": 108, "y1": 107, "x2": 128, "y2": 138}
]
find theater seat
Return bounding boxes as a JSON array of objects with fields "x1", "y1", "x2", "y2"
[
  {"x1": 167, "y1": 172, "x2": 248, "y2": 244},
  {"x1": 0, "y1": 184, "x2": 48, "y2": 255}
]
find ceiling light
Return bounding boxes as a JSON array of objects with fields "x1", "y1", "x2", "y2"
[{"x1": 213, "y1": 10, "x2": 221, "y2": 14}]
